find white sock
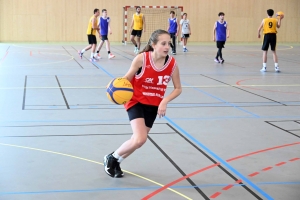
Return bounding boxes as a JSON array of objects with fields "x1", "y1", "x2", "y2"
[
  {"x1": 90, "y1": 53, "x2": 94, "y2": 58},
  {"x1": 263, "y1": 63, "x2": 267, "y2": 68},
  {"x1": 81, "y1": 49, "x2": 85, "y2": 53},
  {"x1": 112, "y1": 152, "x2": 120, "y2": 159},
  {"x1": 94, "y1": 53, "x2": 98, "y2": 57},
  {"x1": 275, "y1": 63, "x2": 279, "y2": 67},
  {"x1": 118, "y1": 156, "x2": 124, "y2": 163},
  {"x1": 183, "y1": 46, "x2": 186, "y2": 48}
]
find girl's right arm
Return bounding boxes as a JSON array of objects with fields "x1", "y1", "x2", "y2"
[{"x1": 123, "y1": 54, "x2": 143, "y2": 81}]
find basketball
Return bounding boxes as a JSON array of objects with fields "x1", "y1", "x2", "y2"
[
  {"x1": 276, "y1": 11, "x2": 284, "y2": 19},
  {"x1": 106, "y1": 78, "x2": 133, "y2": 105}
]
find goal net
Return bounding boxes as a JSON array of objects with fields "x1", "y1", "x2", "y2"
[{"x1": 123, "y1": 6, "x2": 183, "y2": 45}]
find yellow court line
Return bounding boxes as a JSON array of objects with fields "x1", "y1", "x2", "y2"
[
  {"x1": 1, "y1": 57, "x2": 74, "y2": 67},
  {"x1": 0, "y1": 85, "x2": 299, "y2": 90},
  {"x1": 12, "y1": 44, "x2": 72, "y2": 51},
  {"x1": 0, "y1": 143, "x2": 192, "y2": 200}
]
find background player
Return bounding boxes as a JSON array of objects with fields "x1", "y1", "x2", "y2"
[
  {"x1": 78, "y1": 9, "x2": 100, "y2": 62},
  {"x1": 258, "y1": 9, "x2": 283, "y2": 72},
  {"x1": 179, "y1": 13, "x2": 191, "y2": 52},
  {"x1": 167, "y1": 11, "x2": 179, "y2": 55},
  {"x1": 213, "y1": 12, "x2": 229, "y2": 63},
  {"x1": 95, "y1": 9, "x2": 115, "y2": 59},
  {"x1": 130, "y1": 6, "x2": 146, "y2": 54}
]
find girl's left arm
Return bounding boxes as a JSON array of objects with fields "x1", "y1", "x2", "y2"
[{"x1": 157, "y1": 65, "x2": 182, "y2": 118}]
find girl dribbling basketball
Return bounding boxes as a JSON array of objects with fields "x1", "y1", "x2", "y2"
[{"x1": 103, "y1": 29, "x2": 182, "y2": 178}]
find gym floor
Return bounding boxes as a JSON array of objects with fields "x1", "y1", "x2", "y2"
[{"x1": 0, "y1": 43, "x2": 299, "y2": 200}]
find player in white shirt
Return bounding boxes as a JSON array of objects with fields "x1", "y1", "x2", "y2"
[{"x1": 179, "y1": 13, "x2": 191, "y2": 52}]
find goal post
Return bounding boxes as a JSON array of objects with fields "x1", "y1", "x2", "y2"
[{"x1": 122, "y1": 6, "x2": 183, "y2": 45}]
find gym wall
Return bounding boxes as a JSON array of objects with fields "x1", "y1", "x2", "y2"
[{"x1": 0, "y1": 0, "x2": 299, "y2": 42}]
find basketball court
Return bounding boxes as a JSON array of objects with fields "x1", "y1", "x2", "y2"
[
  {"x1": 0, "y1": 42, "x2": 299, "y2": 200},
  {"x1": 0, "y1": 0, "x2": 300, "y2": 199}
]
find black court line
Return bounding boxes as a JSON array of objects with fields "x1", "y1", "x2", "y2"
[
  {"x1": 200, "y1": 74, "x2": 286, "y2": 106},
  {"x1": 167, "y1": 123, "x2": 263, "y2": 200},
  {"x1": 265, "y1": 121, "x2": 300, "y2": 139},
  {"x1": 23, "y1": 105, "x2": 300, "y2": 111},
  {"x1": 55, "y1": 75, "x2": 70, "y2": 109},
  {"x1": 23, "y1": 101, "x2": 300, "y2": 106},
  {"x1": 111, "y1": 46, "x2": 136, "y2": 60},
  {"x1": 267, "y1": 120, "x2": 300, "y2": 122},
  {"x1": 22, "y1": 76, "x2": 27, "y2": 110},
  {"x1": 71, "y1": 46, "x2": 99, "y2": 69},
  {"x1": 287, "y1": 129, "x2": 300, "y2": 131},
  {"x1": 0, "y1": 123, "x2": 167, "y2": 127},
  {"x1": 147, "y1": 135, "x2": 209, "y2": 200},
  {"x1": 2, "y1": 132, "x2": 176, "y2": 138},
  {"x1": 62, "y1": 46, "x2": 84, "y2": 69}
]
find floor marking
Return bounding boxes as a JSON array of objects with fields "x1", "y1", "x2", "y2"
[
  {"x1": 0, "y1": 84, "x2": 299, "y2": 90},
  {"x1": 142, "y1": 142, "x2": 300, "y2": 199},
  {"x1": 211, "y1": 157, "x2": 300, "y2": 198},
  {"x1": 1, "y1": 182, "x2": 300, "y2": 196},
  {"x1": 0, "y1": 143, "x2": 192, "y2": 200}
]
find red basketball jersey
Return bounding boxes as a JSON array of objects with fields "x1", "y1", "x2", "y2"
[{"x1": 124, "y1": 52, "x2": 177, "y2": 110}]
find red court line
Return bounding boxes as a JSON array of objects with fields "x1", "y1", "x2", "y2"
[
  {"x1": 275, "y1": 162, "x2": 286, "y2": 166},
  {"x1": 141, "y1": 163, "x2": 220, "y2": 200},
  {"x1": 210, "y1": 192, "x2": 221, "y2": 198},
  {"x1": 211, "y1": 157, "x2": 300, "y2": 199},
  {"x1": 222, "y1": 184, "x2": 234, "y2": 191},
  {"x1": 236, "y1": 78, "x2": 300, "y2": 95},
  {"x1": 262, "y1": 167, "x2": 272, "y2": 171},
  {"x1": 142, "y1": 142, "x2": 300, "y2": 199},
  {"x1": 0, "y1": 51, "x2": 9, "y2": 64},
  {"x1": 248, "y1": 172, "x2": 260, "y2": 177}
]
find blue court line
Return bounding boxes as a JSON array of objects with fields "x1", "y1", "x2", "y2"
[
  {"x1": 92, "y1": 58, "x2": 273, "y2": 199},
  {"x1": 165, "y1": 116, "x2": 273, "y2": 200},
  {"x1": 181, "y1": 81, "x2": 260, "y2": 118},
  {"x1": 1, "y1": 182, "x2": 298, "y2": 196},
  {"x1": 92, "y1": 62, "x2": 115, "y2": 78},
  {"x1": 1, "y1": 115, "x2": 300, "y2": 124}
]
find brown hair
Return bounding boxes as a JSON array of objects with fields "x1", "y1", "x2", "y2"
[{"x1": 139, "y1": 29, "x2": 170, "y2": 53}]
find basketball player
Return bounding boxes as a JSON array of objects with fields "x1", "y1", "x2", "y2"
[
  {"x1": 258, "y1": 9, "x2": 283, "y2": 72},
  {"x1": 130, "y1": 6, "x2": 146, "y2": 54},
  {"x1": 167, "y1": 11, "x2": 179, "y2": 55},
  {"x1": 78, "y1": 9, "x2": 100, "y2": 62},
  {"x1": 103, "y1": 30, "x2": 182, "y2": 178},
  {"x1": 179, "y1": 13, "x2": 191, "y2": 52},
  {"x1": 95, "y1": 9, "x2": 115, "y2": 59},
  {"x1": 213, "y1": 12, "x2": 229, "y2": 63}
]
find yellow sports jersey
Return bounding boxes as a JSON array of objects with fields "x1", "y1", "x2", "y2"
[
  {"x1": 133, "y1": 13, "x2": 144, "y2": 30},
  {"x1": 263, "y1": 18, "x2": 277, "y2": 34},
  {"x1": 86, "y1": 16, "x2": 98, "y2": 35}
]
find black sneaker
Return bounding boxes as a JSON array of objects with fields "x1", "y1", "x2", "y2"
[
  {"x1": 115, "y1": 162, "x2": 124, "y2": 178},
  {"x1": 220, "y1": 59, "x2": 225, "y2": 64},
  {"x1": 103, "y1": 154, "x2": 118, "y2": 177}
]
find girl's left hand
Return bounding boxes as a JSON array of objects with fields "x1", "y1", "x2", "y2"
[{"x1": 158, "y1": 100, "x2": 167, "y2": 118}]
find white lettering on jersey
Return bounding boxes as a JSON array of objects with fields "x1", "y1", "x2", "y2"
[
  {"x1": 157, "y1": 75, "x2": 171, "y2": 85},
  {"x1": 145, "y1": 78, "x2": 154, "y2": 84}
]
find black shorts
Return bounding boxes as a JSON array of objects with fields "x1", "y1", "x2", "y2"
[
  {"x1": 101, "y1": 35, "x2": 108, "y2": 41},
  {"x1": 216, "y1": 41, "x2": 226, "y2": 48},
  {"x1": 127, "y1": 102, "x2": 158, "y2": 128},
  {"x1": 131, "y1": 29, "x2": 143, "y2": 37},
  {"x1": 262, "y1": 33, "x2": 277, "y2": 51},
  {"x1": 87, "y1": 35, "x2": 97, "y2": 44},
  {"x1": 182, "y1": 34, "x2": 190, "y2": 38}
]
